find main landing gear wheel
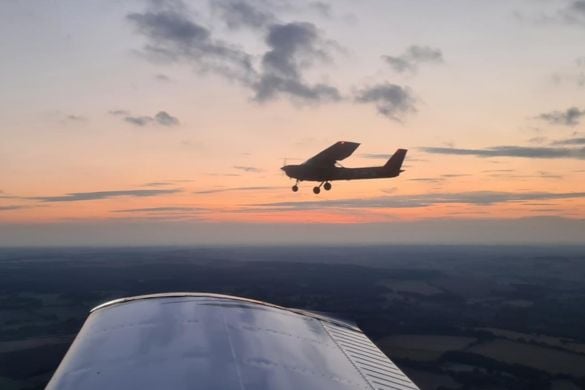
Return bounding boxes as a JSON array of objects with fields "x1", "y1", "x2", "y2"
[
  {"x1": 313, "y1": 186, "x2": 321, "y2": 194},
  {"x1": 323, "y1": 182, "x2": 332, "y2": 191},
  {"x1": 292, "y1": 185, "x2": 299, "y2": 192}
]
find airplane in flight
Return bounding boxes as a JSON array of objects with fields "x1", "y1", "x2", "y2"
[{"x1": 281, "y1": 141, "x2": 407, "y2": 194}]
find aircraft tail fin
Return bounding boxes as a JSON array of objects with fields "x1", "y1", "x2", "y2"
[{"x1": 384, "y1": 149, "x2": 407, "y2": 175}]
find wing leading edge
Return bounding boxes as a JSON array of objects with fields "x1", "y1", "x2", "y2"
[{"x1": 304, "y1": 141, "x2": 360, "y2": 167}]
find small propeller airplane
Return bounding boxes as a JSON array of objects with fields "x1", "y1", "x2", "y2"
[{"x1": 281, "y1": 141, "x2": 407, "y2": 194}]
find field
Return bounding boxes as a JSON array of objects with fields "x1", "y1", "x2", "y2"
[{"x1": 0, "y1": 245, "x2": 584, "y2": 389}]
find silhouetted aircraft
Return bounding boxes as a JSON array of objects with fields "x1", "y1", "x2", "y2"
[{"x1": 281, "y1": 141, "x2": 407, "y2": 194}]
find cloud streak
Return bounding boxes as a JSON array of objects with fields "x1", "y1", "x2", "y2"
[
  {"x1": 233, "y1": 165, "x2": 262, "y2": 173},
  {"x1": 113, "y1": 206, "x2": 203, "y2": 213},
  {"x1": 0, "y1": 205, "x2": 28, "y2": 211},
  {"x1": 421, "y1": 145, "x2": 585, "y2": 160},
  {"x1": 124, "y1": 111, "x2": 180, "y2": 127},
  {"x1": 249, "y1": 191, "x2": 585, "y2": 211},
  {"x1": 537, "y1": 107, "x2": 585, "y2": 126},
  {"x1": 32, "y1": 189, "x2": 181, "y2": 203},
  {"x1": 194, "y1": 186, "x2": 280, "y2": 194}
]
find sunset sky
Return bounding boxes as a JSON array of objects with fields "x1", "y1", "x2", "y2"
[{"x1": 1, "y1": 0, "x2": 584, "y2": 245}]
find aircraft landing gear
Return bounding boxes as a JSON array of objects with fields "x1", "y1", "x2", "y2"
[
  {"x1": 292, "y1": 185, "x2": 299, "y2": 192},
  {"x1": 313, "y1": 181, "x2": 329, "y2": 194}
]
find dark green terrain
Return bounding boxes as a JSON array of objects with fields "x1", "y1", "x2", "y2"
[{"x1": 1, "y1": 246, "x2": 584, "y2": 389}]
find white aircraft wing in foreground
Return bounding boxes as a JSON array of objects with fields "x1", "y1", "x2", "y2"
[{"x1": 47, "y1": 293, "x2": 420, "y2": 390}]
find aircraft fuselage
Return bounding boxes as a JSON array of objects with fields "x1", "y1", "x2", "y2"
[{"x1": 281, "y1": 165, "x2": 401, "y2": 182}]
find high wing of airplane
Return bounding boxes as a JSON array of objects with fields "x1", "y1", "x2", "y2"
[
  {"x1": 281, "y1": 141, "x2": 407, "y2": 194},
  {"x1": 46, "y1": 293, "x2": 420, "y2": 390}
]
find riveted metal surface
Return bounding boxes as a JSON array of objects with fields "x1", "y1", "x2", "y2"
[{"x1": 47, "y1": 294, "x2": 419, "y2": 390}]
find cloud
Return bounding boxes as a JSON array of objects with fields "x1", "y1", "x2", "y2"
[
  {"x1": 109, "y1": 109, "x2": 130, "y2": 116},
  {"x1": 124, "y1": 111, "x2": 179, "y2": 127},
  {"x1": 155, "y1": 73, "x2": 171, "y2": 81},
  {"x1": 127, "y1": 3, "x2": 341, "y2": 105},
  {"x1": 0, "y1": 205, "x2": 27, "y2": 211},
  {"x1": 560, "y1": 1, "x2": 585, "y2": 25},
  {"x1": 154, "y1": 111, "x2": 180, "y2": 126},
  {"x1": 211, "y1": 0, "x2": 275, "y2": 30},
  {"x1": 127, "y1": 5, "x2": 257, "y2": 84},
  {"x1": 552, "y1": 137, "x2": 585, "y2": 145},
  {"x1": 354, "y1": 83, "x2": 416, "y2": 120},
  {"x1": 125, "y1": 116, "x2": 154, "y2": 126},
  {"x1": 194, "y1": 186, "x2": 279, "y2": 194},
  {"x1": 113, "y1": 206, "x2": 203, "y2": 213},
  {"x1": 383, "y1": 45, "x2": 443, "y2": 73},
  {"x1": 142, "y1": 181, "x2": 174, "y2": 187},
  {"x1": 421, "y1": 145, "x2": 585, "y2": 160},
  {"x1": 537, "y1": 107, "x2": 585, "y2": 126},
  {"x1": 66, "y1": 114, "x2": 86, "y2": 122},
  {"x1": 253, "y1": 22, "x2": 341, "y2": 102},
  {"x1": 233, "y1": 165, "x2": 262, "y2": 172},
  {"x1": 32, "y1": 189, "x2": 181, "y2": 203},
  {"x1": 250, "y1": 191, "x2": 585, "y2": 211}
]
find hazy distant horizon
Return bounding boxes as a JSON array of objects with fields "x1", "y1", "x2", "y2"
[{"x1": 1, "y1": 216, "x2": 583, "y2": 247}]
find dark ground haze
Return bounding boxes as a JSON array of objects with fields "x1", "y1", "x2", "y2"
[{"x1": 1, "y1": 245, "x2": 584, "y2": 390}]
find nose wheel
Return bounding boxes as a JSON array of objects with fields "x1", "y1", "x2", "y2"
[
  {"x1": 292, "y1": 185, "x2": 299, "y2": 192},
  {"x1": 313, "y1": 186, "x2": 320, "y2": 194}
]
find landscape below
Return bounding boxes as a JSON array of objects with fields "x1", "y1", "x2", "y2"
[{"x1": 0, "y1": 245, "x2": 584, "y2": 390}]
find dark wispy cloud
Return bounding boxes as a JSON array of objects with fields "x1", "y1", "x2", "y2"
[
  {"x1": 249, "y1": 191, "x2": 585, "y2": 211},
  {"x1": 127, "y1": 2, "x2": 341, "y2": 105},
  {"x1": 66, "y1": 114, "x2": 86, "y2": 122},
  {"x1": 355, "y1": 83, "x2": 416, "y2": 121},
  {"x1": 383, "y1": 45, "x2": 443, "y2": 73},
  {"x1": 126, "y1": 1, "x2": 422, "y2": 120},
  {"x1": 537, "y1": 107, "x2": 585, "y2": 126},
  {"x1": 233, "y1": 165, "x2": 262, "y2": 173},
  {"x1": 552, "y1": 137, "x2": 585, "y2": 145},
  {"x1": 0, "y1": 205, "x2": 27, "y2": 211},
  {"x1": 124, "y1": 111, "x2": 180, "y2": 127},
  {"x1": 211, "y1": 0, "x2": 276, "y2": 30},
  {"x1": 113, "y1": 206, "x2": 203, "y2": 213},
  {"x1": 109, "y1": 109, "x2": 130, "y2": 116},
  {"x1": 194, "y1": 186, "x2": 279, "y2": 194},
  {"x1": 32, "y1": 189, "x2": 181, "y2": 203},
  {"x1": 254, "y1": 22, "x2": 341, "y2": 102},
  {"x1": 421, "y1": 145, "x2": 585, "y2": 160},
  {"x1": 155, "y1": 73, "x2": 171, "y2": 81},
  {"x1": 559, "y1": 1, "x2": 585, "y2": 25},
  {"x1": 127, "y1": 4, "x2": 257, "y2": 84}
]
